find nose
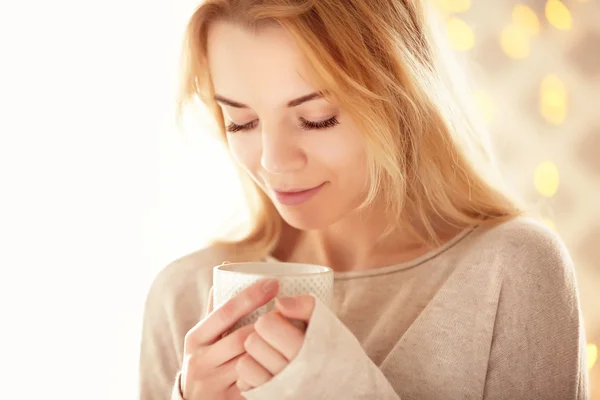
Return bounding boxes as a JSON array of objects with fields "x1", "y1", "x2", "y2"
[{"x1": 260, "y1": 126, "x2": 306, "y2": 174}]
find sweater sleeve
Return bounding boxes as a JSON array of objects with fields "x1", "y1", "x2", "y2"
[
  {"x1": 138, "y1": 276, "x2": 184, "y2": 400},
  {"x1": 138, "y1": 261, "x2": 211, "y2": 400},
  {"x1": 483, "y1": 230, "x2": 589, "y2": 399},
  {"x1": 241, "y1": 297, "x2": 401, "y2": 400}
]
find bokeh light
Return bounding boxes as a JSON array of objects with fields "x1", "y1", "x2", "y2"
[
  {"x1": 546, "y1": 0, "x2": 573, "y2": 31},
  {"x1": 512, "y1": 4, "x2": 541, "y2": 36},
  {"x1": 446, "y1": 17, "x2": 475, "y2": 50},
  {"x1": 432, "y1": 0, "x2": 472, "y2": 14},
  {"x1": 540, "y1": 74, "x2": 568, "y2": 125},
  {"x1": 589, "y1": 343, "x2": 598, "y2": 370},
  {"x1": 500, "y1": 24, "x2": 531, "y2": 59},
  {"x1": 500, "y1": 4, "x2": 542, "y2": 60},
  {"x1": 534, "y1": 161, "x2": 560, "y2": 197}
]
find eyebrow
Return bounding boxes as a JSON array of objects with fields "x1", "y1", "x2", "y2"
[{"x1": 213, "y1": 91, "x2": 324, "y2": 109}]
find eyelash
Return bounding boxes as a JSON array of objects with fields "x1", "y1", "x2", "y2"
[{"x1": 226, "y1": 116, "x2": 339, "y2": 133}]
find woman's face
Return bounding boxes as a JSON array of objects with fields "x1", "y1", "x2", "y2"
[{"x1": 207, "y1": 21, "x2": 369, "y2": 230}]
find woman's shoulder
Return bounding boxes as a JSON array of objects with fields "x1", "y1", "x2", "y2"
[
  {"x1": 467, "y1": 216, "x2": 575, "y2": 283},
  {"x1": 474, "y1": 216, "x2": 568, "y2": 256}
]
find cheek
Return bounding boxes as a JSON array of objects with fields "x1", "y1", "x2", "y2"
[
  {"x1": 307, "y1": 128, "x2": 367, "y2": 177},
  {"x1": 313, "y1": 141, "x2": 363, "y2": 165}
]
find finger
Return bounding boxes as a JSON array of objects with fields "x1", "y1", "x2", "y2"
[
  {"x1": 187, "y1": 279, "x2": 279, "y2": 346},
  {"x1": 211, "y1": 353, "x2": 244, "y2": 388},
  {"x1": 275, "y1": 294, "x2": 316, "y2": 322},
  {"x1": 226, "y1": 382, "x2": 247, "y2": 400},
  {"x1": 244, "y1": 331, "x2": 288, "y2": 375},
  {"x1": 236, "y1": 354, "x2": 273, "y2": 388},
  {"x1": 236, "y1": 379, "x2": 253, "y2": 392},
  {"x1": 201, "y1": 324, "x2": 255, "y2": 367},
  {"x1": 185, "y1": 352, "x2": 243, "y2": 397},
  {"x1": 255, "y1": 311, "x2": 305, "y2": 361}
]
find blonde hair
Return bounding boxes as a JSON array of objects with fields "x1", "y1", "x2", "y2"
[{"x1": 178, "y1": 0, "x2": 523, "y2": 259}]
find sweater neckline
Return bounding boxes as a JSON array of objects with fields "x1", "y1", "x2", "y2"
[{"x1": 265, "y1": 225, "x2": 477, "y2": 280}]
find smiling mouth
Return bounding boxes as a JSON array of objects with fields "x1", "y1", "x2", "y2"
[{"x1": 272, "y1": 182, "x2": 327, "y2": 206}]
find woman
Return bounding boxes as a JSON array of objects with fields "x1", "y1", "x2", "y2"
[{"x1": 139, "y1": 0, "x2": 589, "y2": 399}]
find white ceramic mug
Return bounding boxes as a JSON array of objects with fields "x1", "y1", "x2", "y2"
[{"x1": 213, "y1": 261, "x2": 334, "y2": 331}]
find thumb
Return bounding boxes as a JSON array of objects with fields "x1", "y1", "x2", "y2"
[{"x1": 275, "y1": 294, "x2": 316, "y2": 322}]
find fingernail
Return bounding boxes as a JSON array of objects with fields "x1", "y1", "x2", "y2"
[
  {"x1": 277, "y1": 296, "x2": 296, "y2": 308},
  {"x1": 262, "y1": 279, "x2": 279, "y2": 293}
]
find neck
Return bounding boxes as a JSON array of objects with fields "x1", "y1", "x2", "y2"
[{"x1": 274, "y1": 203, "x2": 466, "y2": 272}]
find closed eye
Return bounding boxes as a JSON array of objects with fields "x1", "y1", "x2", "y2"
[
  {"x1": 226, "y1": 116, "x2": 339, "y2": 133},
  {"x1": 299, "y1": 116, "x2": 339, "y2": 131},
  {"x1": 226, "y1": 120, "x2": 258, "y2": 133}
]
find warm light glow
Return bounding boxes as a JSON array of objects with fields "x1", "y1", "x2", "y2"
[
  {"x1": 534, "y1": 161, "x2": 560, "y2": 197},
  {"x1": 540, "y1": 74, "x2": 568, "y2": 125},
  {"x1": 446, "y1": 17, "x2": 475, "y2": 50},
  {"x1": 447, "y1": 0, "x2": 472, "y2": 13},
  {"x1": 432, "y1": 0, "x2": 472, "y2": 14},
  {"x1": 472, "y1": 90, "x2": 495, "y2": 124},
  {"x1": 542, "y1": 219, "x2": 557, "y2": 231},
  {"x1": 588, "y1": 344, "x2": 598, "y2": 370},
  {"x1": 545, "y1": 0, "x2": 572, "y2": 31},
  {"x1": 513, "y1": 4, "x2": 541, "y2": 36},
  {"x1": 500, "y1": 24, "x2": 531, "y2": 59}
]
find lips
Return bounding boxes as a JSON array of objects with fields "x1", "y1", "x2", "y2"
[{"x1": 272, "y1": 182, "x2": 326, "y2": 206}]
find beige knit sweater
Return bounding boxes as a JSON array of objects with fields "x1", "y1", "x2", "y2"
[{"x1": 139, "y1": 217, "x2": 589, "y2": 399}]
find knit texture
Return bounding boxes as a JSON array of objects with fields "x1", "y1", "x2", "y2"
[{"x1": 139, "y1": 217, "x2": 589, "y2": 399}]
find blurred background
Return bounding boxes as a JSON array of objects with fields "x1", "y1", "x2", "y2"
[
  {"x1": 0, "y1": 0, "x2": 597, "y2": 399},
  {"x1": 431, "y1": 0, "x2": 600, "y2": 395},
  {"x1": 430, "y1": 1, "x2": 600, "y2": 396}
]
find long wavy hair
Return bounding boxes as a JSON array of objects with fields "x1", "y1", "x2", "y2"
[{"x1": 177, "y1": 0, "x2": 523, "y2": 259}]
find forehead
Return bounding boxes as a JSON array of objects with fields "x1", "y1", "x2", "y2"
[{"x1": 206, "y1": 21, "x2": 317, "y2": 109}]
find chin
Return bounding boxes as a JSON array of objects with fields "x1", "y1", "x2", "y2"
[{"x1": 275, "y1": 205, "x2": 340, "y2": 231}]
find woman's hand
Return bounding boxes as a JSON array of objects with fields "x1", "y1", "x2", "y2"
[
  {"x1": 235, "y1": 294, "x2": 316, "y2": 392},
  {"x1": 180, "y1": 278, "x2": 280, "y2": 400}
]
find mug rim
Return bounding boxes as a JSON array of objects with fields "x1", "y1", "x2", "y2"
[{"x1": 214, "y1": 261, "x2": 333, "y2": 277}]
